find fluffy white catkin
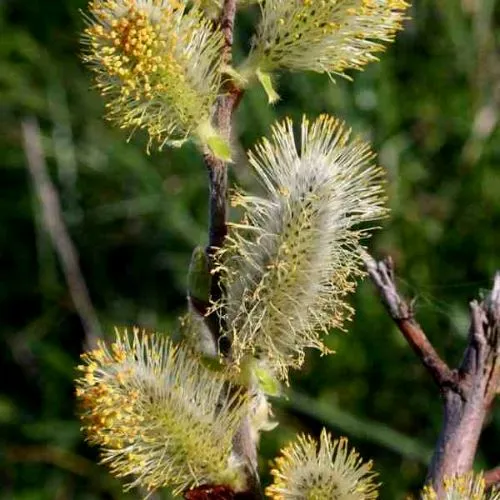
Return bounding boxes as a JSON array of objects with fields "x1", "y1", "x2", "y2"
[{"x1": 220, "y1": 115, "x2": 387, "y2": 379}]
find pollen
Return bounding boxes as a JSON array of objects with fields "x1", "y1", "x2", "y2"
[{"x1": 421, "y1": 472, "x2": 500, "y2": 500}]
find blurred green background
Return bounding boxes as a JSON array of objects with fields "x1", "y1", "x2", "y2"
[{"x1": 1, "y1": 0, "x2": 499, "y2": 498}]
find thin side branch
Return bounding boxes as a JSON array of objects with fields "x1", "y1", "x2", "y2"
[
  {"x1": 458, "y1": 273, "x2": 500, "y2": 407},
  {"x1": 365, "y1": 252, "x2": 500, "y2": 496},
  {"x1": 485, "y1": 466, "x2": 500, "y2": 489},
  {"x1": 22, "y1": 116, "x2": 101, "y2": 348},
  {"x1": 363, "y1": 253, "x2": 454, "y2": 389},
  {"x1": 428, "y1": 278, "x2": 500, "y2": 494}
]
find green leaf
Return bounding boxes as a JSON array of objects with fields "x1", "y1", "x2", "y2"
[
  {"x1": 256, "y1": 68, "x2": 280, "y2": 104},
  {"x1": 254, "y1": 364, "x2": 281, "y2": 397},
  {"x1": 188, "y1": 246, "x2": 211, "y2": 303},
  {"x1": 197, "y1": 119, "x2": 232, "y2": 161},
  {"x1": 206, "y1": 134, "x2": 232, "y2": 162}
]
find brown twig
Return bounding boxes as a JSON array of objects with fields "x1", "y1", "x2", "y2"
[
  {"x1": 485, "y1": 466, "x2": 500, "y2": 489},
  {"x1": 185, "y1": 485, "x2": 258, "y2": 500},
  {"x1": 364, "y1": 253, "x2": 500, "y2": 496},
  {"x1": 202, "y1": 0, "x2": 243, "y2": 353},
  {"x1": 22, "y1": 116, "x2": 101, "y2": 349},
  {"x1": 363, "y1": 253, "x2": 455, "y2": 389}
]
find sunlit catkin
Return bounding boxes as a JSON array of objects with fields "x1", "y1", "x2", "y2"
[
  {"x1": 421, "y1": 473, "x2": 500, "y2": 500},
  {"x1": 82, "y1": 0, "x2": 225, "y2": 153},
  {"x1": 220, "y1": 115, "x2": 387, "y2": 379},
  {"x1": 266, "y1": 428, "x2": 379, "y2": 499},
  {"x1": 75, "y1": 328, "x2": 247, "y2": 495},
  {"x1": 243, "y1": 0, "x2": 409, "y2": 101}
]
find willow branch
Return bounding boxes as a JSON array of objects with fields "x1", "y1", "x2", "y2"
[
  {"x1": 363, "y1": 253, "x2": 455, "y2": 389},
  {"x1": 364, "y1": 252, "x2": 500, "y2": 496},
  {"x1": 206, "y1": 0, "x2": 240, "y2": 254},
  {"x1": 196, "y1": 2, "x2": 260, "y2": 499},
  {"x1": 485, "y1": 466, "x2": 500, "y2": 489},
  {"x1": 22, "y1": 116, "x2": 101, "y2": 349}
]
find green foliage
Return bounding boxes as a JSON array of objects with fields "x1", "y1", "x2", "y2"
[{"x1": 1, "y1": 0, "x2": 499, "y2": 499}]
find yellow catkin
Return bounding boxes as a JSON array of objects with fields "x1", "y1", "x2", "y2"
[
  {"x1": 247, "y1": 0, "x2": 410, "y2": 84},
  {"x1": 421, "y1": 472, "x2": 500, "y2": 500},
  {"x1": 82, "y1": 0, "x2": 223, "y2": 149},
  {"x1": 75, "y1": 328, "x2": 247, "y2": 495},
  {"x1": 266, "y1": 429, "x2": 379, "y2": 499}
]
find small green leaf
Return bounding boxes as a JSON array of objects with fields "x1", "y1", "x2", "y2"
[
  {"x1": 239, "y1": 357, "x2": 282, "y2": 396},
  {"x1": 256, "y1": 68, "x2": 280, "y2": 104},
  {"x1": 254, "y1": 364, "x2": 281, "y2": 397},
  {"x1": 188, "y1": 246, "x2": 211, "y2": 303},
  {"x1": 198, "y1": 354, "x2": 224, "y2": 373},
  {"x1": 196, "y1": 119, "x2": 232, "y2": 161},
  {"x1": 206, "y1": 134, "x2": 232, "y2": 162},
  {"x1": 221, "y1": 63, "x2": 248, "y2": 88}
]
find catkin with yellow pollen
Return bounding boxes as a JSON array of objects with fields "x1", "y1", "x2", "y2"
[
  {"x1": 82, "y1": 0, "x2": 225, "y2": 153},
  {"x1": 266, "y1": 428, "x2": 379, "y2": 499},
  {"x1": 76, "y1": 328, "x2": 248, "y2": 495},
  {"x1": 421, "y1": 472, "x2": 500, "y2": 500},
  {"x1": 240, "y1": 0, "x2": 410, "y2": 102}
]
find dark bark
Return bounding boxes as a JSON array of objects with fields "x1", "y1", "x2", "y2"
[
  {"x1": 185, "y1": 484, "x2": 260, "y2": 500},
  {"x1": 202, "y1": 0, "x2": 243, "y2": 355}
]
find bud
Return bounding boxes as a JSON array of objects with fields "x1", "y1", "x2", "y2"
[
  {"x1": 266, "y1": 428, "x2": 379, "y2": 499},
  {"x1": 188, "y1": 246, "x2": 212, "y2": 307},
  {"x1": 220, "y1": 115, "x2": 387, "y2": 379},
  {"x1": 75, "y1": 328, "x2": 247, "y2": 495}
]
